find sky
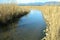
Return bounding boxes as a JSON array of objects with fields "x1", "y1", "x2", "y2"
[
  {"x1": 17, "y1": 0, "x2": 60, "y2": 4},
  {"x1": 0, "y1": 0, "x2": 60, "y2": 4}
]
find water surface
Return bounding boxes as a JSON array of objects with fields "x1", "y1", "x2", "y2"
[{"x1": 16, "y1": 10, "x2": 46, "y2": 40}]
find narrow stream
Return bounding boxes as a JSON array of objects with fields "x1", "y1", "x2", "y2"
[{"x1": 16, "y1": 10, "x2": 46, "y2": 40}]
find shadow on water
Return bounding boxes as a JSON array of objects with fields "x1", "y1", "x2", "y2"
[
  {"x1": 0, "y1": 10, "x2": 46, "y2": 40},
  {"x1": 0, "y1": 11, "x2": 29, "y2": 32},
  {"x1": 0, "y1": 16, "x2": 19, "y2": 32}
]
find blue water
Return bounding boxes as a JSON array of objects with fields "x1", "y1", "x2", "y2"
[{"x1": 15, "y1": 10, "x2": 46, "y2": 40}]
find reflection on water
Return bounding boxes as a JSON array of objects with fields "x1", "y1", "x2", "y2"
[
  {"x1": 0, "y1": 10, "x2": 46, "y2": 40},
  {"x1": 17, "y1": 10, "x2": 46, "y2": 40}
]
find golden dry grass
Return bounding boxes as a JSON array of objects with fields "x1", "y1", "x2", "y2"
[
  {"x1": 0, "y1": 5, "x2": 29, "y2": 24},
  {"x1": 42, "y1": 6, "x2": 60, "y2": 40},
  {"x1": 19, "y1": 6, "x2": 60, "y2": 40},
  {"x1": 0, "y1": 5, "x2": 30, "y2": 40},
  {"x1": 0, "y1": 5, "x2": 60, "y2": 40}
]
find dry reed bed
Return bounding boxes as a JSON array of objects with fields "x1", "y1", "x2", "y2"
[
  {"x1": 0, "y1": 4, "x2": 30, "y2": 40},
  {"x1": 0, "y1": 4, "x2": 29, "y2": 24},
  {"x1": 40, "y1": 6, "x2": 60, "y2": 40}
]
